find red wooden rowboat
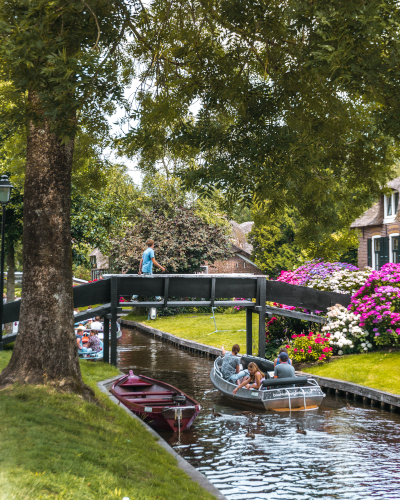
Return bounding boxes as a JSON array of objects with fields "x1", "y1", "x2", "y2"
[{"x1": 110, "y1": 370, "x2": 201, "y2": 432}]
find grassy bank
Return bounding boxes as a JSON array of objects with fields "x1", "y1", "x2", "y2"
[
  {"x1": 0, "y1": 352, "x2": 216, "y2": 500},
  {"x1": 124, "y1": 311, "x2": 259, "y2": 354},
  {"x1": 305, "y1": 351, "x2": 400, "y2": 395}
]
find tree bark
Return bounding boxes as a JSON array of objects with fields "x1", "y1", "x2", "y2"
[
  {"x1": 0, "y1": 92, "x2": 92, "y2": 397},
  {"x1": 5, "y1": 241, "x2": 15, "y2": 334}
]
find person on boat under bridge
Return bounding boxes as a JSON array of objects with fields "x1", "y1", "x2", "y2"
[
  {"x1": 232, "y1": 362, "x2": 265, "y2": 395},
  {"x1": 221, "y1": 344, "x2": 249, "y2": 385},
  {"x1": 274, "y1": 352, "x2": 295, "y2": 386},
  {"x1": 274, "y1": 347, "x2": 292, "y2": 368}
]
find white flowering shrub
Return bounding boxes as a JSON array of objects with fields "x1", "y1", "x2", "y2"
[
  {"x1": 322, "y1": 304, "x2": 372, "y2": 354},
  {"x1": 308, "y1": 269, "x2": 373, "y2": 295}
]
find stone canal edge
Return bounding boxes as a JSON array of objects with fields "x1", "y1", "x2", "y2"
[
  {"x1": 97, "y1": 375, "x2": 227, "y2": 500},
  {"x1": 120, "y1": 319, "x2": 400, "y2": 412}
]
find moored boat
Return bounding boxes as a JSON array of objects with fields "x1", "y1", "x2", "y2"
[
  {"x1": 111, "y1": 371, "x2": 201, "y2": 432},
  {"x1": 210, "y1": 354, "x2": 325, "y2": 411}
]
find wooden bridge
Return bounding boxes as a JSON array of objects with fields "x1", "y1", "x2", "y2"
[{"x1": 0, "y1": 274, "x2": 351, "y2": 365}]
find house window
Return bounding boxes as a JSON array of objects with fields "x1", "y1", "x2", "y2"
[
  {"x1": 384, "y1": 191, "x2": 399, "y2": 223},
  {"x1": 387, "y1": 196, "x2": 392, "y2": 216},
  {"x1": 391, "y1": 235, "x2": 399, "y2": 263},
  {"x1": 374, "y1": 238, "x2": 380, "y2": 270},
  {"x1": 90, "y1": 255, "x2": 97, "y2": 269}
]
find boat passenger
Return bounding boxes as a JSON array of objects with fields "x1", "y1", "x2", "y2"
[
  {"x1": 75, "y1": 325, "x2": 85, "y2": 336},
  {"x1": 232, "y1": 362, "x2": 265, "y2": 394},
  {"x1": 87, "y1": 330, "x2": 102, "y2": 352},
  {"x1": 220, "y1": 344, "x2": 249, "y2": 385},
  {"x1": 76, "y1": 337, "x2": 87, "y2": 352},
  {"x1": 274, "y1": 352, "x2": 295, "y2": 387},
  {"x1": 274, "y1": 347, "x2": 292, "y2": 367}
]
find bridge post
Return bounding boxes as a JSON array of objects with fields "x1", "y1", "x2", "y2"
[
  {"x1": 246, "y1": 308, "x2": 253, "y2": 355},
  {"x1": 110, "y1": 276, "x2": 118, "y2": 366},
  {"x1": 258, "y1": 277, "x2": 266, "y2": 358},
  {"x1": 103, "y1": 316, "x2": 109, "y2": 364}
]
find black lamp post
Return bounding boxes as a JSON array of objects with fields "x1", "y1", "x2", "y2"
[{"x1": 0, "y1": 175, "x2": 13, "y2": 351}]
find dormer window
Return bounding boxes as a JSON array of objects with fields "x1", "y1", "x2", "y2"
[{"x1": 384, "y1": 191, "x2": 399, "y2": 223}]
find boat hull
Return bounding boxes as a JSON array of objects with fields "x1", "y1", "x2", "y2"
[{"x1": 111, "y1": 372, "x2": 201, "y2": 432}]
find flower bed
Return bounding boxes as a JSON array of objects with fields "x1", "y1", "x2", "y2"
[
  {"x1": 349, "y1": 263, "x2": 400, "y2": 347},
  {"x1": 271, "y1": 260, "x2": 400, "y2": 360}
]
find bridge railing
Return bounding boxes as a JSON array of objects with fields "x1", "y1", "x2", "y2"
[{"x1": 1, "y1": 274, "x2": 351, "y2": 364}]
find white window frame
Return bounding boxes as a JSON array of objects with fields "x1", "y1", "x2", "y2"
[
  {"x1": 372, "y1": 235, "x2": 381, "y2": 270},
  {"x1": 390, "y1": 233, "x2": 399, "y2": 263},
  {"x1": 383, "y1": 191, "x2": 399, "y2": 223}
]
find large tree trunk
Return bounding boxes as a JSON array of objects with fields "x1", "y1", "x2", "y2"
[
  {"x1": 0, "y1": 92, "x2": 92, "y2": 397},
  {"x1": 5, "y1": 241, "x2": 15, "y2": 334}
]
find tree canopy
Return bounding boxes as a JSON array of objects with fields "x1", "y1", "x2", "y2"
[{"x1": 119, "y1": 0, "x2": 400, "y2": 255}]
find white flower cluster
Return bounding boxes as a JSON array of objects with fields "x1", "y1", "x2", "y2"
[
  {"x1": 322, "y1": 304, "x2": 369, "y2": 353},
  {"x1": 308, "y1": 269, "x2": 372, "y2": 295}
]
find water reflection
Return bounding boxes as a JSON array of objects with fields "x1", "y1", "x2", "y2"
[{"x1": 118, "y1": 327, "x2": 400, "y2": 499}]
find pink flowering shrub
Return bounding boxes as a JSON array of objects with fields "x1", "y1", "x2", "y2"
[
  {"x1": 349, "y1": 263, "x2": 400, "y2": 346},
  {"x1": 286, "y1": 332, "x2": 333, "y2": 362}
]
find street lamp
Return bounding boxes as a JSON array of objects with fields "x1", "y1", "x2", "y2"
[{"x1": 0, "y1": 175, "x2": 13, "y2": 351}]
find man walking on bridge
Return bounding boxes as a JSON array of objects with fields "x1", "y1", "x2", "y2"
[{"x1": 138, "y1": 239, "x2": 166, "y2": 275}]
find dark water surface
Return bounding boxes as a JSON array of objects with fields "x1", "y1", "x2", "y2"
[{"x1": 118, "y1": 327, "x2": 400, "y2": 500}]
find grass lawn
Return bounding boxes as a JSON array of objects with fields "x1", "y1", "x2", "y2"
[
  {"x1": 305, "y1": 351, "x2": 400, "y2": 395},
  {"x1": 124, "y1": 311, "x2": 259, "y2": 354},
  {"x1": 0, "y1": 352, "x2": 216, "y2": 500}
]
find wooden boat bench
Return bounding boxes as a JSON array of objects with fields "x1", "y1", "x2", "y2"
[{"x1": 116, "y1": 390, "x2": 176, "y2": 397}]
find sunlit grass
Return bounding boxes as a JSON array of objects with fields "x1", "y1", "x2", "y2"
[
  {"x1": 123, "y1": 310, "x2": 259, "y2": 354},
  {"x1": 305, "y1": 351, "x2": 400, "y2": 395},
  {"x1": 0, "y1": 352, "x2": 216, "y2": 500}
]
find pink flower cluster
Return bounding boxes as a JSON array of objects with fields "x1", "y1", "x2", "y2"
[{"x1": 349, "y1": 263, "x2": 400, "y2": 342}]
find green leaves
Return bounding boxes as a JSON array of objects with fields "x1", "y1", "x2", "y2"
[{"x1": 123, "y1": 0, "x2": 400, "y2": 249}]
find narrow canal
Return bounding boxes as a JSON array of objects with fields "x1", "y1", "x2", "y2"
[{"x1": 117, "y1": 326, "x2": 400, "y2": 500}]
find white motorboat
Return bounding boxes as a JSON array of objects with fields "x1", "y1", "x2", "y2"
[{"x1": 210, "y1": 354, "x2": 325, "y2": 411}]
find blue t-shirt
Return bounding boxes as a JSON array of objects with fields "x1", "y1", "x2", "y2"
[{"x1": 142, "y1": 247, "x2": 155, "y2": 273}]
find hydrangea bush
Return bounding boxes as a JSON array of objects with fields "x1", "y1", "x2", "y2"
[
  {"x1": 349, "y1": 263, "x2": 400, "y2": 347},
  {"x1": 308, "y1": 269, "x2": 372, "y2": 295},
  {"x1": 322, "y1": 304, "x2": 371, "y2": 354},
  {"x1": 277, "y1": 259, "x2": 359, "y2": 286}
]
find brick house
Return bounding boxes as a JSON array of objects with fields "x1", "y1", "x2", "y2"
[
  {"x1": 351, "y1": 177, "x2": 400, "y2": 270},
  {"x1": 205, "y1": 221, "x2": 263, "y2": 275},
  {"x1": 89, "y1": 248, "x2": 109, "y2": 280}
]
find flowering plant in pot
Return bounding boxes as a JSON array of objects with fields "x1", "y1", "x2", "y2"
[{"x1": 285, "y1": 332, "x2": 333, "y2": 362}]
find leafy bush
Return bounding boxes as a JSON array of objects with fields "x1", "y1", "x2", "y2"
[{"x1": 286, "y1": 332, "x2": 333, "y2": 362}]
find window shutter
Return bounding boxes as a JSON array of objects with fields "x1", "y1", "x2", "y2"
[
  {"x1": 380, "y1": 236, "x2": 389, "y2": 268},
  {"x1": 367, "y1": 239, "x2": 372, "y2": 267}
]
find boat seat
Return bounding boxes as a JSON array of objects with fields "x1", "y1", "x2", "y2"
[
  {"x1": 125, "y1": 397, "x2": 175, "y2": 404},
  {"x1": 262, "y1": 376, "x2": 309, "y2": 388},
  {"x1": 116, "y1": 391, "x2": 176, "y2": 397},
  {"x1": 120, "y1": 381, "x2": 153, "y2": 387}
]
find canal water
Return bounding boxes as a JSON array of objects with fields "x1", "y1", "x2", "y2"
[{"x1": 118, "y1": 326, "x2": 400, "y2": 500}]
